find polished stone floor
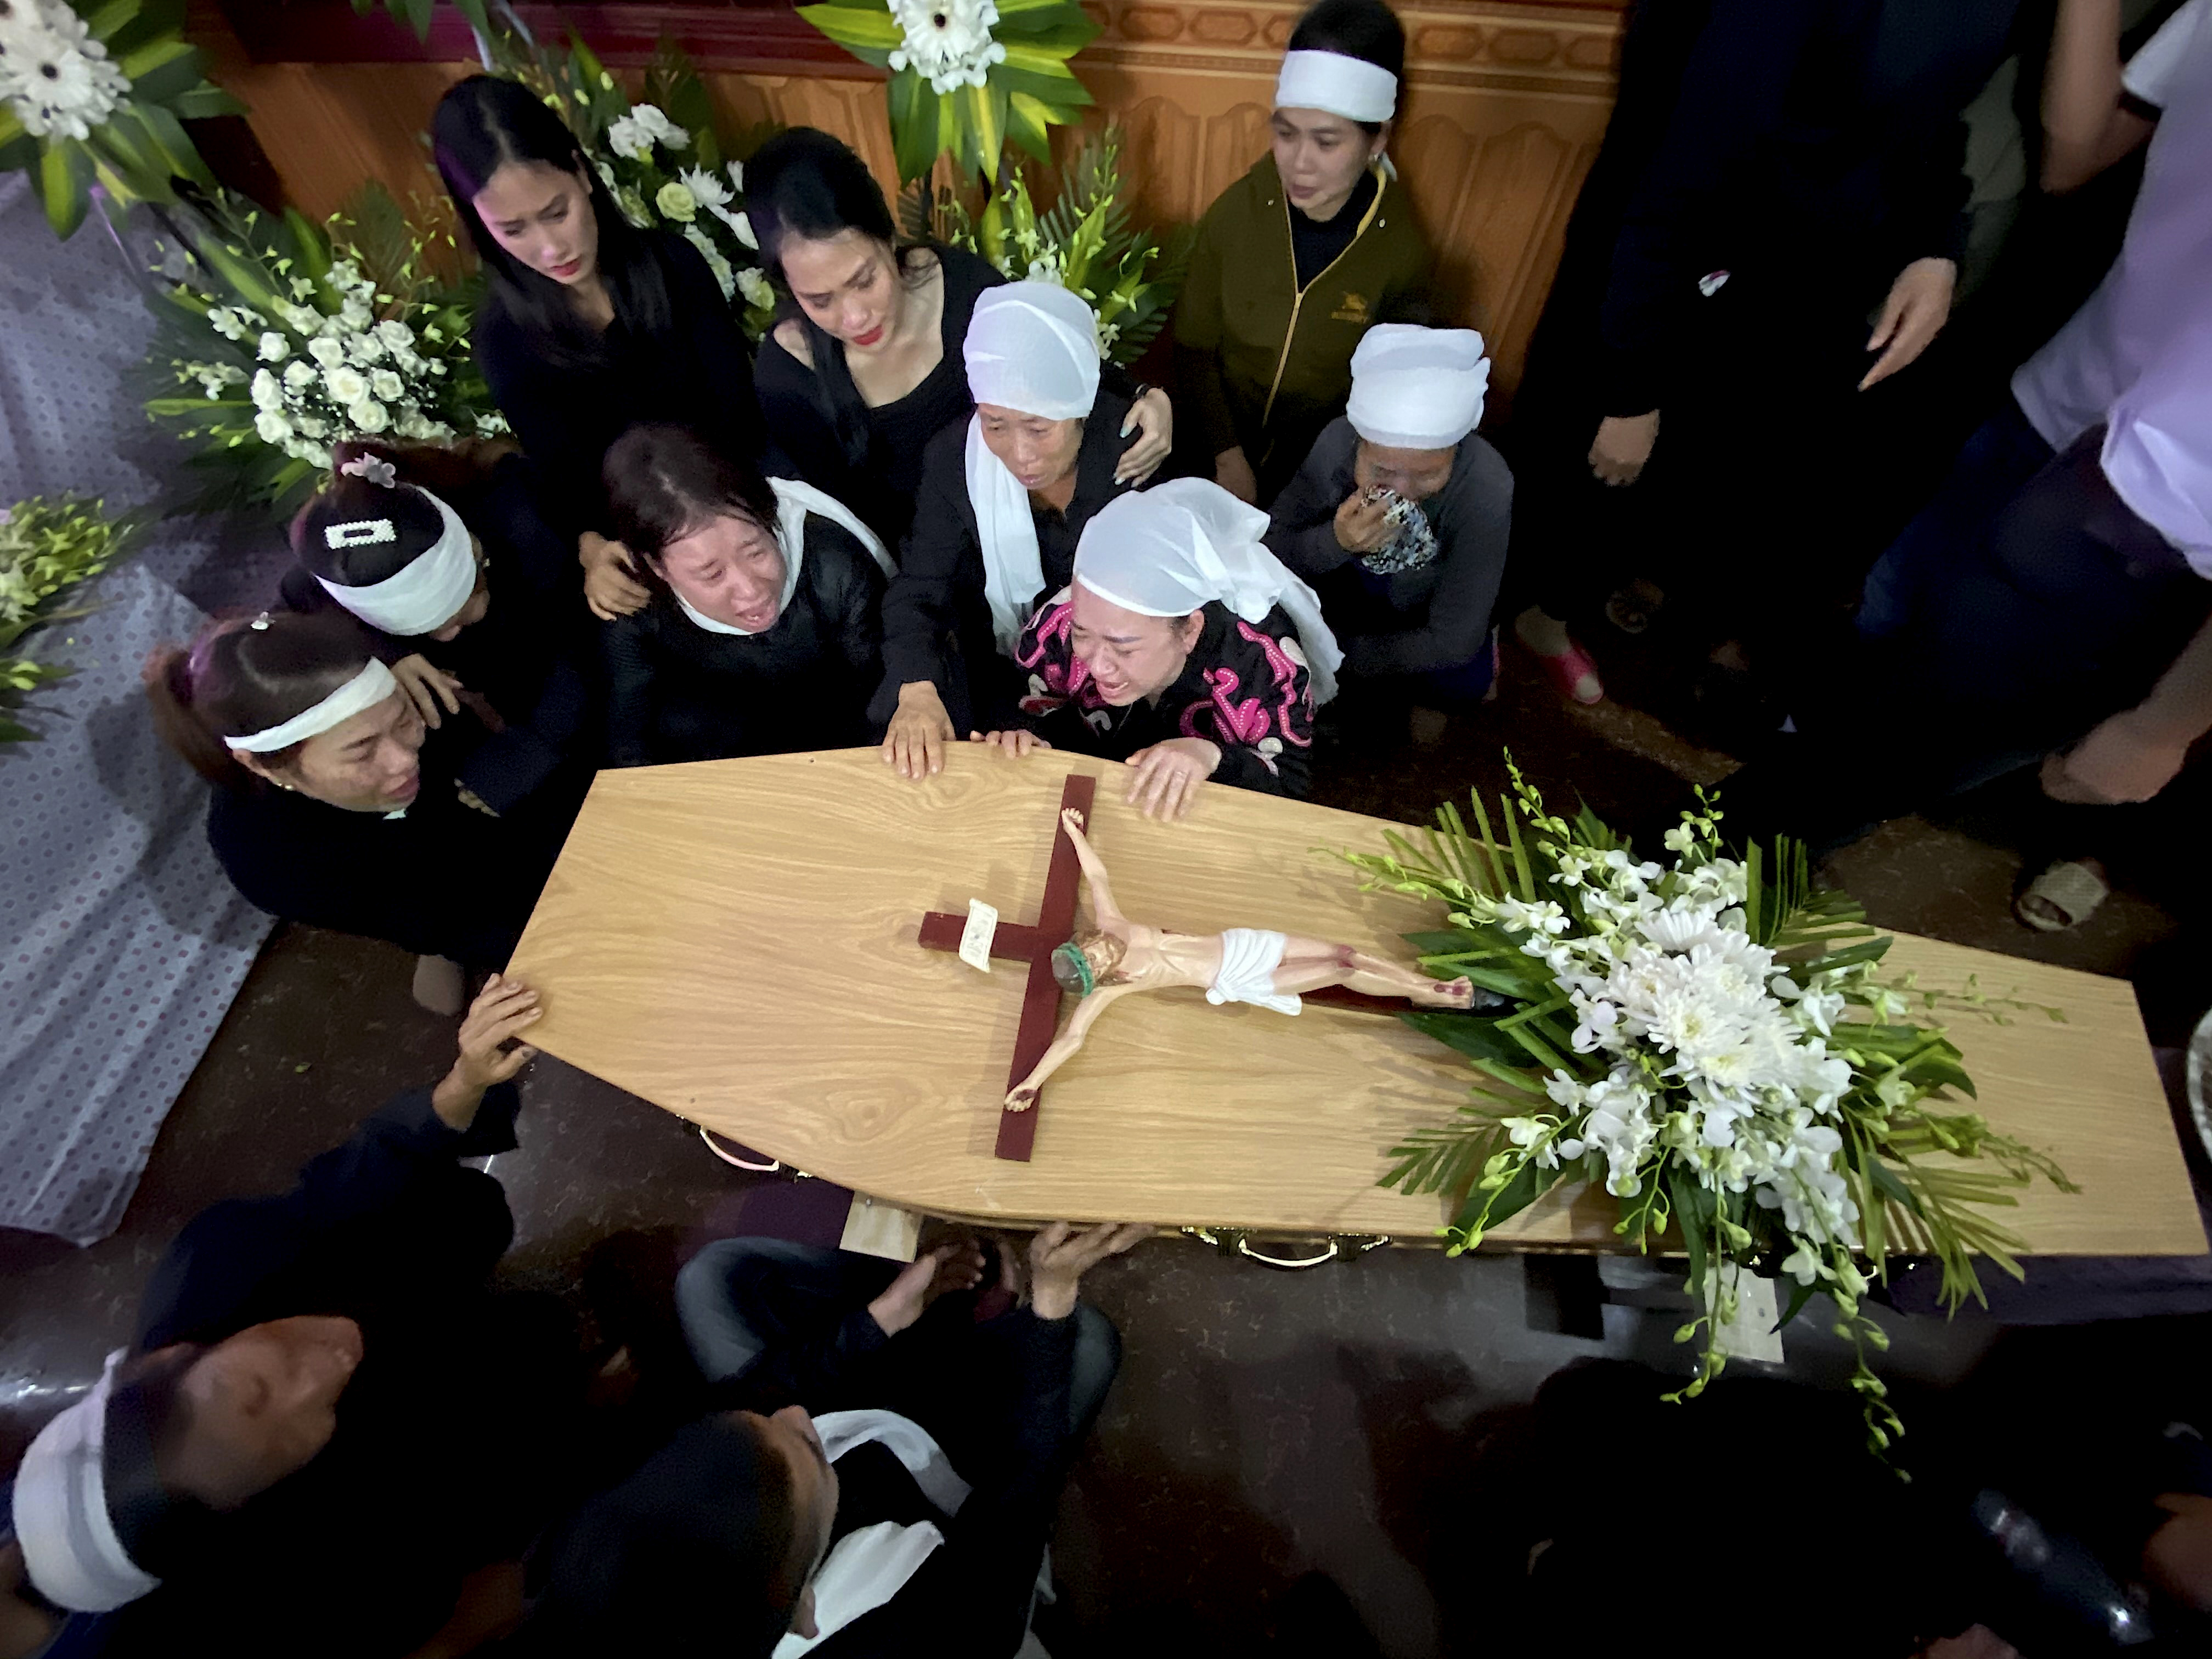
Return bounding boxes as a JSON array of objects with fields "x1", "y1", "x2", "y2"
[{"x1": 5, "y1": 637, "x2": 2210, "y2": 1656}]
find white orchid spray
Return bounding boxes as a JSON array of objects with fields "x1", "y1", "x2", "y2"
[{"x1": 1343, "y1": 760, "x2": 2075, "y2": 1451}]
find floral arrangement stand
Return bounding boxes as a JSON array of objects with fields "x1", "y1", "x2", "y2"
[{"x1": 504, "y1": 750, "x2": 2202, "y2": 1302}]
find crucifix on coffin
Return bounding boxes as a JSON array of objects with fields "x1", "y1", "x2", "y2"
[{"x1": 917, "y1": 774, "x2": 1488, "y2": 1163}]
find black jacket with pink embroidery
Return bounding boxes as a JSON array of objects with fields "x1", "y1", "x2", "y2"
[{"x1": 1009, "y1": 591, "x2": 1315, "y2": 798}]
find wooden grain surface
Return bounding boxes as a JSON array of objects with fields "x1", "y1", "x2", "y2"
[{"x1": 509, "y1": 748, "x2": 2207, "y2": 1257}]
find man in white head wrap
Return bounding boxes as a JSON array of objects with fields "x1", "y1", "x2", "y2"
[
  {"x1": 980, "y1": 478, "x2": 1344, "y2": 819},
  {"x1": 1264, "y1": 324, "x2": 1513, "y2": 718},
  {"x1": 876, "y1": 281, "x2": 1157, "y2": 781}
]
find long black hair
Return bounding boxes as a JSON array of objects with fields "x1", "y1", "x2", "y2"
[
  {"x1": 744, "y1": 127, "x2": 926, "y2": 469},
  {"x1": 433, "y1": 74, "x2": 676, "y2": 371},
  {"x1": 1288, "y1": 0, "x2": 1407, "y2": 135}
]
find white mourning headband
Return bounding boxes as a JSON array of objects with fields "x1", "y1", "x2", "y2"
[
  {"x1": 1276, "y1": 49, "x2": 1398, "y2": 124},
  {"x1": 223, "y1": 657, "x2": 400, "y2": 753},
  {"x1": 15, "y1": 1350, "x2": 162, "y2": 1612},
  {"x1": 317, "y1": 488, "x2": 477, "y2": 636}
]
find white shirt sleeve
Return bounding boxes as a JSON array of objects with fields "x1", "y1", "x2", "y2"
[{"x1": 2122, "y1": 0, "x2": 2211, "y2": 109}]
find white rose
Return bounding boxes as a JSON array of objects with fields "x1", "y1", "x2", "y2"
[
  {"x1": 369, "y1": 369, "x2": 405, "y2": 402},
  {"x1": 309, "y1": 336, "x2": 346, "y2": 369},
  {"x1": 341, "y1": 298, "x2": 373, "y2": 330},
  {"x1": 255, "y1": 410, "x2": 294, "y2": 444},
  {"x1": 257, "y1": 332, "x2": 290, "y2": 363},
  {"x1": 323, "y1": 366, "x2": 368, "y2": 405},
  {"x1": 737, "y1": 267, "x2": 774, "y2": 312},
  {"x1": 250, "y1": 368, "x2": 284, "y2": 411},
  {"x1": 283, "y1": 360, "x2": 317, "y2": 390},
  {"x1": 303, "y1": 444, "x2": 333, "y2": 469},
  {"x1": 375, "y1": 319, "x2": 415, "y2": 353},
  {"x1": 296, "y1": 415, "x2": 329, "y2": 440},
  {"x1": 656, "y1": 180, "x2": 698, "y2": 223},
  {"x1": 346, "y1": 331, "x2": 386, "y2": 364},
  {"x1": 348, "y1": 399, "x2": 390, "y2": 435}
]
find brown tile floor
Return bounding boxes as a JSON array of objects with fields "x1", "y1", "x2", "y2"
[{"x1": 5, "y1": 637, "x2": 2209, "y2": 1655}]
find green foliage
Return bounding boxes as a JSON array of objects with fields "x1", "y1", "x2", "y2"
[
  {"x1": 913, "y1": 131, "x2": 1192, "y2": 364},
  {"x1": 0, "y1": 496, "x2": 141, "y2": 746},
  {"x1": 0, "y1": 0, "x2": 242, "y2": 240},
  {"x1": 351, "y1": 0, "x2": 494, "y2": 44}
]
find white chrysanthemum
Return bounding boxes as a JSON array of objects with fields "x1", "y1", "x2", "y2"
[
  {"x1": 736, "y1": 266, "x2": 774, "y2": 312},
  {"x1": 679, "y1": 166, "x2": 731, "y2": 211},
  {"x1": 1, "y1": 1, "x2": 132, "y2": 141},
  {"x1": 887, "y1": 0, "x2": 1007, "y2": 94}
]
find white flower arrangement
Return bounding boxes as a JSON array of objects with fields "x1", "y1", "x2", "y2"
[
  {"x1": 0, "y1": 0, "x2": 132, "y2": 140},
  {"x1": 1345, "y1": 762, "x2": 2076, "y2": 1450},
  {"x1": 886, "y1": 0, "x2": 1007, "y2": 94}
]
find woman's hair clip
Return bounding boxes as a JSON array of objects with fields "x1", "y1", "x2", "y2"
[
  {"x1": 326, "y1": 518, "x2": 397, "y2": 550},
  {"x1": 339, "y1": 454, "x2": 398, "y2": 488},
  {"x1": 249, "y1": 611, "x2": 273, "y2": 631}
]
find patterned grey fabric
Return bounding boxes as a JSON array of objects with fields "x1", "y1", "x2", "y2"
[{"x1": 2, "y1": 175, "x2": 276, "y2": 1242}]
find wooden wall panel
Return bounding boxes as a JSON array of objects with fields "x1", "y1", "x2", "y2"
[{"x1": 193, "y1": 0, "x2": 1626, "y2": 402}]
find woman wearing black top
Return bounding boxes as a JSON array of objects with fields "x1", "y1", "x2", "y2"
[
  {"x1": 746, "y1": 127, "x2": 1173, "y2": 551},
  {"x1": 434, "y1": 75, "x2": 767, "y2": 624},
  {"x1": 276, "y1": 441, "x2": 596, "y2": 818},
  {"x1": 598, "y1": 425, "x2": 891, "y2": 767},
  {"x1": 144, "y1": 611, "x2": 572, "y2": 991}
]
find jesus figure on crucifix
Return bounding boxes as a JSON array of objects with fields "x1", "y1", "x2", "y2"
[{"x1": 1005, "y1": 809, "x2": 1487, "y2": 1108}]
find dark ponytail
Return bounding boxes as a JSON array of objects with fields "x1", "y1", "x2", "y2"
[
  {"x1": 1288, "y1": 0, "x2": 1407, "y2": 134},
  {"x1": 144, "y1": 611, "x2": 377, "y2": 785},
  {"x1": 433, "y1": 74, "x2": 675, "y2": 371}
]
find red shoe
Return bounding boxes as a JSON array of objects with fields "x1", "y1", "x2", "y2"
[{"x1": 1538, "y1": 641, "x2": 1605, "y2": 706}]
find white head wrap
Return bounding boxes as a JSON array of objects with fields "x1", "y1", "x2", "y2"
[
  {"x1": 1072, "y1": 478, "x2": 1342, "y2": 705},
  {"x1": 673, "y1": 478, "x2": 894, "y2": 637},
  {"x1": 14, "y1": 1350, "x2": 162, "y2": 1612},
  {"x1": 222, "y1": 657, "x2": 400, "y2": 753},
  {"x1": 960, "y1": 282, "x2": 1108, "y2": 654},
  {"x1": 1346, "y1": 324, "x2": 1491, "y2": 451},
  {"x1": 316, "y1": 488, "x2": 479, "y2": 636},
  {"x1": 1275, "y1": 48, "x2": 1398, "y2": 124}
]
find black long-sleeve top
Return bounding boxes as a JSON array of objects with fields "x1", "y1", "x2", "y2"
[
  {"x1": 872, "y1": 388, "x2": 1138, "y2": 731},
  {"x1": 1582, "y1": 0, "x2": 2018, "y2": 416},
  {"x1": 206, "y1": 718, "x2": 569, "y2": 969},
  {"x1": 98, "y1": 1085, "x2": 575, "y2": 1659},
  {"x1": 1266, "y1": 419, "x2": 1515, "y2": 678},
  {"x1": 278, "y1": 456, "x2": 598, "y2": 816},
  {"x1": 1010, "y1": 593, "x2": 1316, "y2": 798},
  {"x1": 473, "y1": 230, "x2": 766, "y2": 539},
  {"x1": 704, "y1": 1288, "x2": 1086, "y2": 1658},
  {"x1": 755, "y1": 245, "x2": 1150, "y2": 551},
  {"x1": 601, "y1": 519, "x2": 884, "y2": 767}
]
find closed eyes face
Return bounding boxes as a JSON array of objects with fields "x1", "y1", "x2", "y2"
[
  {"x1": 1355, "y1": 442, "x2": 1456, "y2": 504},
  {"x1": 472, "y1": 159, "x2": 600, "y2": 287},
  {"x1": 977, "y1": 405, "x2": 1084, "y2": 493},
  {"x1": 238, "y1": 690, "x2": 424, "y2": 812},
  {"x1": 1068, "y1": 583, "x2": 1203, "y2": 705},
  {"x1": 1271, "y1": 108, "x2": 1380, "y2": 222},
  {"x1": 655, "y1": 512, "x2": 787, "y2": 631},
  {"x1": 780, "y1": 230, "x2": 897, "y2": 348}
]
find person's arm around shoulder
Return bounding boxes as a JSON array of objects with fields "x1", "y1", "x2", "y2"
[{"x1": 2041, "y1": 0, "x2": 2161, "y2": 192}]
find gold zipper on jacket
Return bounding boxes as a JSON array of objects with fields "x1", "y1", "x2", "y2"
[{"x1": 1259, "y1": 162, "x2": 1390, "y2": 432}]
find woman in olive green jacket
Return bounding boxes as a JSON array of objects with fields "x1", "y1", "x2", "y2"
[{"x1": 1173, "y1": 0, "x2": 1435, "y2": 507}]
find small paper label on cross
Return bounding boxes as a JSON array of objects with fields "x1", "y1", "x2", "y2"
[{"x1": 958, "y1": 899, "x2": 1000, "y2": 973}]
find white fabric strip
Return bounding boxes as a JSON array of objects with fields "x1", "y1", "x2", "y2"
[
  {"x1": 15, "y1": 1350, "x2": 162, "y2": 1612},
  {"x1": 674, "y1": 479, "x2": 894, "y2": 637},
  {"x1": 771, "y1": 1409, "x2": 974, "y2": 1657},
  {"x1": 967, "y1": 415, "x2": 1049, "y2": 655},
  {"x1": 317, "y1": 489, "x2": 478, "y2": 636},
  {"x1": 1347, "y1": 324, "x2": 1491, "y2": 450},
  {"x1": 223, "y1": 658, "x2": 399, "y2": 753},
  {"x1": 1073, "y1": 478, "x2": 1343, "y2": 704},
  {"x1": 1275, "y1": 48, "x2": 1398, "y2": 123}
]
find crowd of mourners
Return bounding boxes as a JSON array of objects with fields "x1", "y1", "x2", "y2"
[{"x1": 3, "y1": 0, "x2": 2210, "y2": 1651}]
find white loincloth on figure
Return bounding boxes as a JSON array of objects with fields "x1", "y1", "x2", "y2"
[{"x1": 1205, "y1": 929, "x2": 1302, "y2": 1015}]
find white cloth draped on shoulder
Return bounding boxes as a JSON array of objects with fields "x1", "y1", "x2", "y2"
[
  {"x1": 1073, "y1": 478, "x2": 1343, "y2": 705},
  {"x1": 675, "y1": 477, "x2": 894, "y2": 637},
  {"x1": 963, "y1": 281, "x2": 1105, "y2": 653}
]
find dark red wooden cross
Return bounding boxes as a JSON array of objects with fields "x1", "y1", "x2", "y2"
[{"x1": 917, "y1": 772, "x2": 1097, "y2": 1162}]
